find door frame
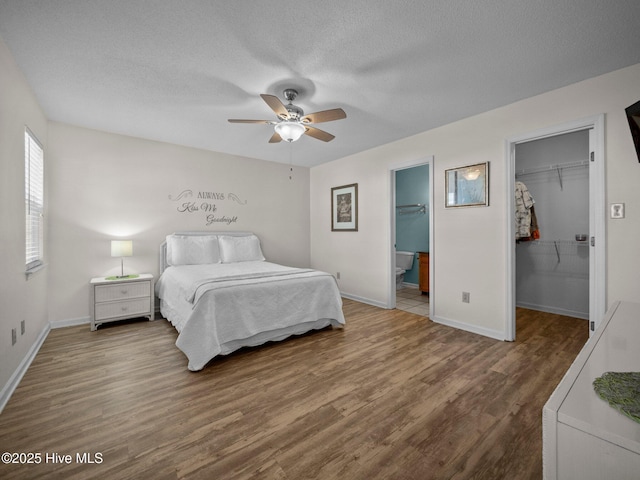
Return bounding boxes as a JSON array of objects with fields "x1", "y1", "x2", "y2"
[
  {"x1": 389, "y1": 156, "x2": 434, "y2": 319},
  {"x1": 505, "y1": 114, "x2": 606, "y2": 340}
]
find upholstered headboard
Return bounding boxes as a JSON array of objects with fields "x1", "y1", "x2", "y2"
[{"x1": 159, "y1": 231, "x2": 255, "y2": 273}]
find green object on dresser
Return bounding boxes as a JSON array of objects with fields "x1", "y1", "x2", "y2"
[
  {"x1": 593, "y1": 371, "x2": 640, "y2": 423},
  {"x1": 105, "y1": 274, "x2": 139, "y2": 281}
]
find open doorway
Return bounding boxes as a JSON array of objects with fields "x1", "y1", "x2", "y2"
[
  {"x1": 389, "y1": 157, "x2": 434, "y2": 318},
  {"x1": 506, "y1": 115, "x2": 606, "y2": 340},
  {"x1": 515, "y1": 131, "x2": 589, "y2": 319}
]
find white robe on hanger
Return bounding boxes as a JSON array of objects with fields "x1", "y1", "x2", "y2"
[{"x1": 515, "y1": 181, "x2": 535, "y2": 239}]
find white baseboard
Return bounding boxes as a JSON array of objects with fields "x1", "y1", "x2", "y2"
[
  {"x1": 50, "y1": 316, "x2": 91, "y2": 329},
  {"x1": 516, "y1": 302, "x2": 589, "y2": 320},
  {"x1": 340, "y1": 292, "x2": 390, "y2": 309},
  {"x1": 431, "y1": 314, "x2": 506, "y2": 341},
  {"x1": 0, "y1": 323, "x2": 50, "y2": 414}
]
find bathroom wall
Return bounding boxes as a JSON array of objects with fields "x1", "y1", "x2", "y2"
[{"x1": 395, "y1": 164, "x2": 429, "y2": 285}]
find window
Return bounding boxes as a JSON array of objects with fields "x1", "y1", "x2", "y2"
[{"x1": 25, "y1": 128, "x2": 44, "y2": 272}]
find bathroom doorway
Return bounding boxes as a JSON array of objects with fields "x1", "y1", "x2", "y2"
[{"x1": 389, "y1": 157, "x2": 434, "y2": 318}]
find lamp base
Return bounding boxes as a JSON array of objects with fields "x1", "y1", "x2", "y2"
[{"x1": 106, "y1": 274, "x2": 140, "y2": 281}]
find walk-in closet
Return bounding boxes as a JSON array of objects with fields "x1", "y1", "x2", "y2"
[{"x1": 515, "y1": 130, "x2": 590, "y2": 320}]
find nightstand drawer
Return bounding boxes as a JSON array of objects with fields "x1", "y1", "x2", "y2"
[
  {"x1": 95, "y1": 281, "x2": 150, "y2": 303},
  {"x1": 94, "y1": 298, "x2": 151, "y2": 321}
]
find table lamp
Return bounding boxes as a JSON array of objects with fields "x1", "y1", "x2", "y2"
[{"x1": 109, "y1": 240, "x2": 138, "y2": 279}]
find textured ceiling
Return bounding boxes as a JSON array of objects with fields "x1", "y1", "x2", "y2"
[{"x1": 1, "y1": 1, "x2": 640, "y2": 167}]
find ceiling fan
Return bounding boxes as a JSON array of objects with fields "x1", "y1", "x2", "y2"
[{"x1": 228, "y1": 88, "x2": 346, "y2": 143}]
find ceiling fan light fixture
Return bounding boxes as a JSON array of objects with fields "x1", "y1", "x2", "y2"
[
  {"x1": 463, "y1": 168, "x2": 481, "y2": 180},
  {"x1": 228, "y1": 90, "x2": 345, "y2": 143},
  {"x1": 275, "y1": 121, "x2": 306, "y2": 142}
]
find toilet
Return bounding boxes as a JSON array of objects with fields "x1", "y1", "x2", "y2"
[{"x1": 395, "y1": 251, "x2": 415, "y2": 289}]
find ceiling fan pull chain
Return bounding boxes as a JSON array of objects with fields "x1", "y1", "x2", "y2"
[{"x1": 289, "y1": 141, "x2": 294, "y2": 181}]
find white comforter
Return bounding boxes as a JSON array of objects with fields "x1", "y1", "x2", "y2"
[{"x1": 155, "y1": 261, "x2": 345, "y2": 370}]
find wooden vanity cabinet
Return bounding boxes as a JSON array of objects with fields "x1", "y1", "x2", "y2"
[{"x1": 419, "y1": 252, "x2": 429, "y2": 294}]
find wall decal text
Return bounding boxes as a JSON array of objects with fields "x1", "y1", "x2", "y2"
[{"x1": 169, "y1": 189, "x2": 246, "y2": 226}]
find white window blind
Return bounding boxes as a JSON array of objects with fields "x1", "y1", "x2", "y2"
[{"x1": 25, "y1": 128, "x2": 44, "y2": 271}]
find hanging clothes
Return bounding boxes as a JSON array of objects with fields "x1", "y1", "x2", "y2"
[
  {"x1": 515, "y1": 181, "x2": 540, "y2": 241},
  {"x1": 530, "y1": 205, "x2": 540, "y2": 240}
]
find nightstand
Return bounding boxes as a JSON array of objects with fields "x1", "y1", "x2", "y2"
[{"x1": 90, "y1": 273, "x2": 154, "y2": 331}]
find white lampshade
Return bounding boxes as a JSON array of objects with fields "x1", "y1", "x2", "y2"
[
  {"x1": 274, "y1": 121, "x2": 306, "y2": 142},
  {"x1": 111, "y1": 240, "x2": 133, "y2": 257}
]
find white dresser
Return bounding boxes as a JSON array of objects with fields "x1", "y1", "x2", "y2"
[
  {"x1": 543, "y1": 301, "x2": 640, "y2": 479},
  {"x1": 90, "y1": 274, "x2": 155, "y2": 331}
]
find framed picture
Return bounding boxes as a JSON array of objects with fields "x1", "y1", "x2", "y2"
[
  {"x1": 445, "y1": 162, "x2": 489, "y2": 208},
  {"x1": 331, "y1": 183, "x2": 358, "y2": 231}
]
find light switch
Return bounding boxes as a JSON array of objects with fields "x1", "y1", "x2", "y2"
[{"x1": 610, "y1": 203, "x2": 625, "y2": 219}]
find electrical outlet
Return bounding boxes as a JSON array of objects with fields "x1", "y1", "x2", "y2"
[
  {"x1": 462, "y1": 292, "x2": 470, "y2": 303},
  {"x1": 21, "y1": 320, "x2": 25, "y2": 335},
  {"x1": 11, "y1": 328, "x2": 17, "y2": 346},
  {"x1": 336, "y1": 272, "x2": 341, "y2": 279}
]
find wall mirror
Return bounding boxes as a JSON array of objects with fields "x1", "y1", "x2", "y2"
[{"x1": 445, "y1": 162, "x2": 489, "y2": 208}]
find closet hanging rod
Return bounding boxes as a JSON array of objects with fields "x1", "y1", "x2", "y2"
[{"x1": 515, "y1": 159, "x2": 589, "y2": 177}]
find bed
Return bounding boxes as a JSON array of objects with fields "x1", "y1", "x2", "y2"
[{"x1": 155, "y1": 232, "x2": 345, "y2": 370}]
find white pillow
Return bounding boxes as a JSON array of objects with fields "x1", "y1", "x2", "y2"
[
  {"x1": 166, "y1": 235, "x2": 221, "y2": 265},
  {"x1": 219, "y1": 235, "x2": 265, "y2": 263}
]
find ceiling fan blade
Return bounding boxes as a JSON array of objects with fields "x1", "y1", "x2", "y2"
[
  {"x1": 303, "y1": 126, "x2": 335, "y2": 142},
  {"x1": 301, "y1": 108, "x2": 346, "y2": 124},
  {"x1": 228, "y1": 119, "x2": 273, "y2": 124},
  {"x1": 268, "y1": 131, "x2": 283, "y2": 143},
  {"x1": 260, "y1": 94, "x2": 289, "y2": 119}
]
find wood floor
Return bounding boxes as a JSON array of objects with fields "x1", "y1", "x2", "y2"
[{"x1": 0, "y1": 301, "x2": 588, "y2": 480}]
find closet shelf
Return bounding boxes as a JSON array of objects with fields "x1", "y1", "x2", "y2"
[
  {"x1": 515, "y1": 159, "x2": 589, "y2": 190},
  {"x1": 518, "y1": 239, "x2": 589, "y2": 264},
  {"x1": 523, "y1": 239, "x2": 589, "y2": 245}
]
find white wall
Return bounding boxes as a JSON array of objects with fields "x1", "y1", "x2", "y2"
[
  {"x1": 310, "y1": 63, "x2": 640, "y2": 338},
  {"x1": 311, "y1": 152, "x2": 393, "y2": 307},
  {"x1": 0, "y1": 37, "x2": 49, "y2": 400},
  {"x1": 46, "y1": 123, "x2": 311, "y2": 324}
]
